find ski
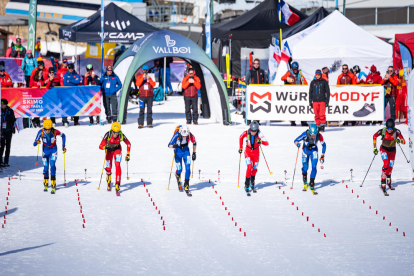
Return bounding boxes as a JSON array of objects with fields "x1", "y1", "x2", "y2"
[
  {"x1": 116, "y1": 192, "x2": 120, "y2": 196},
  {"x1": 380, "y1": 185, "x2": 389, "y2": 196},
  {"x1": 185, "y1": 191, "x2": 192, "y2": 197},
  {"x1": 311, "y1": 190, "x2": 318, "y2": 195},
  {"x1": 51, "y1": 189, "x2": 55, "y2": 194}
]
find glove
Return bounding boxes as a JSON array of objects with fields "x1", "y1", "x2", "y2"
[
  {"x1": 238, "y1": 149, "x2": 243, "y2": 154},
  {"x1": 320, "y1": 154, "x2": 325, "y2": 164},
  {"x1": 373, "y1": 148, "x2": 378, "y2": 155},
  {"x1": 62, "y1": 147, "x2": 67, "y2": 153},
  {"x1": 37, "y1": 140, "x2": 41, "y2": 145},
  {"x1": 296, "y1": 143, "x2": 301, "y2": 148},
  {"x1": 397, "y1": 139, "x2": 401, "y2": 144},
  {"x1": 256, "y1": 139, "x2": 262, "y2": 145},
  {"x1": 125, "y1": 154, "x2": 130, "y2": 161},
  {"x1": 396, "y1": 139, "x2": 405, "y2": 144},
  {"x1": 173, "y1": 144, "x2": 178, "y2": 148},
  {"x1": 192, "y1": 152, "x2": 196, "y2": 161}
]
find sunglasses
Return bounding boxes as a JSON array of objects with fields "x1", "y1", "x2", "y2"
[
  {"x1": 253, "y1": 63, "x2": 260, "y2": 65},
  {"x1": 0, "y1": 70, "x2": 4, "y2": 73},
  {"x1": 342, "y1": 68, "x2": 348, "y2": 70},
  {"x1": 107, "y1": 69, "x2": 113, "y2": 72}
]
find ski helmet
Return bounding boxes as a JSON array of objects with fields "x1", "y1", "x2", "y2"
[
  {"x1": 43, "y1": 119, "x2": 53, "y2": 130},
  {"x1": 309, "y1": 124, "x2": 318, "y2": 136},
  {"x1": 250, "y1": 121, "x2": 259, "y2": 132},
  {"x1": 111, "y1": 122, "x2": 121, "y2": 133},
  {"x1": 386, "y1": 119, "x2": 395, "y2": 129},
  {"x1": 179, "y1": 125, "x2": 190, "y2": 137},
  {"x1": 291, "y1": 62, "x2": 299, "y2": 69}
]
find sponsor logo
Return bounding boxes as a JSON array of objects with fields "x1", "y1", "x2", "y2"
[
  {"x1": 105, "y1": 20, "x2": 130, "y2": 31},
  {"x1": 98, "y1": 32, "x2": 145, "y2": 41},
  {"x1": 62, "y1": 29, "x2": 72, "y2": 38},
  {"x1": 250, "y1": 92, "x2": 272, "y2": 113},
  {"x1": 165, "y1": 35, "x2": 176, "y2": 47},
  {"x1": 152, "y1": 34, "x2": 190, "y2": 54}
]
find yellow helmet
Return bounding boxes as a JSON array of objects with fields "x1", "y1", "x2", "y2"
[
  {"x1": 43, "y1": 119, "x2": 53, "y2": 130},
  {"x1": 111, "y1": 122, "x2": 121, "y2": 133},
  {"x1": 399, "y1": 69, "x2": 405, "y2": 77}
]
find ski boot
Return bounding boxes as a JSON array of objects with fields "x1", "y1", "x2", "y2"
[
  {"x1": 115, "y1": 184, "x2": 120, "y2": 196},
  {"x1": 386, "y1": 175, "x2": 395, "y2": 190},
  {"x1": 309, "y1": 178, "x2": 318, "y2": 195},
  {"x1": 175, "y1": 173, "x2": 182, "y2": 191},
  {"x1": 51, "y1": 175, "x2": 56, "y2": 194},
  {"x1": 302, "y1": 173, "x2": 308, "y2": 191},
  {"x1": 43, "y1": 177, "x2": 49, "y2": 192},
  {"x1": 381, "y1": 179, "x2": 389, "y2": 196},
  {"x1": 184, "y1": 179, "x2": 192, "y2": 196},
  {"x1": 106, "y1": 174, "x2": 112, "y2": 191},
  {"x1": 245, "y1": 177, "x2": 251, "y2": 196},
  {"x1": 250, "y1": 175, "x2": 257, "y2": 193}
]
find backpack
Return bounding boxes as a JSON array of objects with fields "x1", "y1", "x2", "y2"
[{"x1": 153, "y1": 87, "x2": 164, "y2": 102}]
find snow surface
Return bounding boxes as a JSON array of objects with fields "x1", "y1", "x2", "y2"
[{"x1": 1, "y1": 97, "x2": 413, "y2": 275}]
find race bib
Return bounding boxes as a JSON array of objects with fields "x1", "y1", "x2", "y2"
[
  {"x1": 106, "y1": 82, "x2": 110, "y2": 89},
  {"x1": 105, "y1": 160, "x2": 111, "y2": 168},
  {"x1": 2, "y1": 122, "x2": 6, "y2": 129},
  {"x1": 115, "y1": 154, "x2": 122, "y2": 162},
  {"x1": 144, "y1": 84, "x2": 148, "y2": 90},
  {"x1": 186, "y1": 156, "x2": 191, "y2": 165}
]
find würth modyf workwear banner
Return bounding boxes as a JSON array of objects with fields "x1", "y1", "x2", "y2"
[{"x1": 247, "y1": 85, "x2": 384, "y2": 121}]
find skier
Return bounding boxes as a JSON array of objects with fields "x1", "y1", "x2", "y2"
[
  {"x1": 239, "y1": 121, "x2": 269, "y2": 195},
  {"x1": 168, "y1": 125, "x2": 196, "y2": 196},
  {"x1": 99, "y1": 122, "x2": 131, "y2": 196},
  {"x1": 33, "y1": 119, "x2": 66, "y2": 194},
  {"x1": 294, "y1": 124, "x2": 326, "y2": 195},
  {"x1": 373, "y1": 119, "x2": 406, "y2": 196}
]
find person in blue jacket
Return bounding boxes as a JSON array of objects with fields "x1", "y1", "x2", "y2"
[
  {"x1": 101, "y1": 66, "x2": 122, "y2": 124},
  {"x1": 168, "y1": 125, "x2": 196, "y2": 196},
  {"x1": 294, "y1": 124, "x2": 326, "y2": 195},
  {"x1": 33, "y1": 119, "x2": 66, "y2": 194},
  {"x1": 21, "y1": 50, "x2": 36, "y2": 86},
  {"x1": 62, "y1": 63, "x2": 81, "y2": 126}
]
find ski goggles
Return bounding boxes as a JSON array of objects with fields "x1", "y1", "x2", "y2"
[{"x1": 387, "y1": 128, "x2": 393, "y2": 131}]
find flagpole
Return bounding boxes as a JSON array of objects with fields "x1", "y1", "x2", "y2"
[{"x1": 278, "y1": 0, "x2": 282, "y2": 50}]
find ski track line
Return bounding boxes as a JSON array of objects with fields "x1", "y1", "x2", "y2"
[
  {"x1": 2, "y1": 177, "x2": 14, "y2": 229},
  {"x1": 344, "y1": 182, "x2": 406, "y2": 237},
  {"x1": 75, "y1": 179, "x2": 87, "y2": 228},
  {"x1": 279, "y1": 184, "x2": 327, "y2": 238},
  {"x1": 212, "y1": 184, "x2": 247, "y2": 237},
  {"x1": 141, "y1": 179, "x2": 166, "y2": 231}
]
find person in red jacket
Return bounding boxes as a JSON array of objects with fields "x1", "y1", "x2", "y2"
[
  {"x1": 321, "y1": 67, "x2": 329, "y2": 82},
  {"x1": 30, "y1": 59, "x2": 49, "y2": 80},
  {"x1": 0, "y1": 62, "x2": 13, "y2": 88},
  {"x1": 58, "y1": 59, "x2": 68, "y2": 86},
  {"x1": 29, "y1": 70, "x2": 51, "y2": 88},
  {"x1": 135, "y1": 64, "x2": 156, "y2": 128},
  {"x1": 366, "y1": 65, "x2": 382, "y2": 84},
  {"x1": 182, "y1": 67, "x2": 201, "y2": 125},
  {"x1": 396, "y1": 69, "x2": 408, "y2": 123},
  {"x1": 337, "y1": 64, "x2": 356, "y2": 85},
  {"x1": 99, "y1": 122, "x2": 131, "y2": 196},
  {"x1": 381, "y1": 66, "x2": 399, "y2": 121},
  {"x1": 238, "y1": 121, "x2": 269, "y2": 195},
  {"x1": 373, "y1": 119, "x2": 406, "y2": 195}
]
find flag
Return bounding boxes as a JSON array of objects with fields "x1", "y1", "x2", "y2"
[
  {"x1": 273, "y1": 44, "x2": 281, "y2": 63},
  {"x1": 279, "y1": 0, "x2": 300, "y2": 26},
  {"x1": 205, "y1": 0, "x2": 212, "y2": 58},
  {"x1": 281, "y1": 41, "x2": 292, "y2": 62}
]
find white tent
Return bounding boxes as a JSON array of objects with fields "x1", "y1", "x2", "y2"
[{"x1": 274, "y1": 10, "x2": 392, "y2": 85}]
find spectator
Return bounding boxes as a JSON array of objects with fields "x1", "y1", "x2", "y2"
[
  {"x1": 135, "y1": 64, "x2": 155, "y2": 128},
  {"x1": 396, "y1": 69, "x2": 408, "y2": 124},
  {"x1": 337, "y1": 64, "x2": 356, "y2": 85},
  {"x1": 182, "y1": 67, "x2": 201, "y2": 125},
  {"x1": 29, "y1": 69, "x2": 51, "y2": 88},
  {"x1": 22, "y1": 50, "x2": 36, "y2": 86},
  {"x1": 309, "y1": 69, "x2": 330, "y2": 132},
  {"x1": 84, "y1": 64, "x2": 101, "y2": 125},
  {"x1": 0, "y1": 99, "x2": 16, "y2": 167},
  {"x1": 159, "y1": 57, "x2": 174, "y2": 96},
  {"x1": 0, "y1": 62, "x2": 13, "y2": 88},
  {"x1": 34, "y1": 37, "x2": 41, "y2": 58},
  {"x1": 281, "y1": 61, "x2": 308, "y2": 126},
  {"x1": 246, "y1": 58, "x2": 266, "y2": 84},
  {"x1": 10, "y1": 38, "x2": 26, "y2": 58},
  {"x1": 113, "y1": 45, "x2": 126, "y2": 66},
  {"x1": 381, "y1": 66, "x2": 399, "y2": 121},
  {"x1": 352, "y1": 65, "x2": 365, "y2": 84},
  {"x1": 58, "y1": 59, "x2": 68, "y2": 86},
  {"x1": 321, "y1": 67, "x2": 329, "y2": 82},
  {"x1": 45, "y1": 67, "x2": 61, "y2": 127},
  {"x1": 101, "y1": 65, "x2": 122, "y2": 124},
  {"x1": 30, "y1": 58, "x2": 48, "y2": 79},
  {"x1": 63, "y1": 63, "x2": 81, "y2": 126},
  {"x1": 366, "y1": 65, "x2": 382, "y2": 84}
]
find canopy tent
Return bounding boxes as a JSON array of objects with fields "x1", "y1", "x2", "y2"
[
  {"x1": 114, "y1": 30, "x2": 231, "y2": 125},
  {"x1": 270, "y1": 7, "x2": 330, "y2": 44},
  {"x1": 393, "y1": 32, "x2": 414, "y2": 78},
  {"x1": 58, "y1": 3, "x2": 158, "y2": 43},
  {"x1": 208, "y1": 0, "x2": 307, "y2": 78},
  {"x1": 274, "y1": 10, "x2": 392, "y2": 85}
]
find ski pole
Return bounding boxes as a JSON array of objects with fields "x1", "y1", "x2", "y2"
[
  {"x1": 291, "y1": 147, "x2": 300, "y2": 189},
  {"x1": 237, "y1": 153, "x2": 242, "y2": 188},
  {"x1": 398, "y1": 143, "x2": 410, "y2": 163},
  {"x1": 35, "y1": 144, "x2": 40, "y2": 166},
  {"x1": 260, "y1": 145, "x2": 273, "y2": 175},
  {"x1": 167, "y1": 154, "x2": 175, "y2": 190},
  {"x1": 360, "y1": 154, "x2": 376, "y2": 187},
  {"x1": 191, "y1": 161, "x2": 194, "y2": 178},
  {"x1": 63, "y1": 152, "x2": 66, "y2": 186},
  {"x1": 97, "y1": 150, "x2": 107, "y2": 190},
  {"x1": 127, "y1": 161, "x2": 130, "y2": 180}
]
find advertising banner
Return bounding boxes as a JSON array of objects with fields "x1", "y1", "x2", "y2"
[
  {"x1": 247, "y1": 85, "x2": 384, "y2": 121},
  {"x1": 407, "y1": 71, "x2": 414, "y2": 177},
  {"x1": 1, "y1": 86, "x2": 101, "y2": 118},
  {"x1": 0, "y1": 58, "x2": 25, "y2": 83},
  {"x1": 27, "y1": 0, "x2": 38, "y2": 53}
]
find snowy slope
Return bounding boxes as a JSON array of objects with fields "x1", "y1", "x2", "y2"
[{"x1": 1, "y1": 97, "x2": 413, "y2": 275}]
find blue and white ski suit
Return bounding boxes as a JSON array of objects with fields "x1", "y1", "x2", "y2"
[
  {"x1": 294, "y1": 131, "x2": 326, "y2": 178},
  {"x1": 168, "y1": 132, "x2": 196, "y2": 180}
]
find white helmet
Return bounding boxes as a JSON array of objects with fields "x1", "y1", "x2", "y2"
[{"x1": 179, "y1": 125, "x2": 190, "y2": 137}]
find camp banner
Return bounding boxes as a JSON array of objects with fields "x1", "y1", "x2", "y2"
[
  {"x1": 2, "y1": 86, "x2": 101, "y2": 118},
  {"x1": 246, "y1": 85, "x2": 384, "y2": 121}
]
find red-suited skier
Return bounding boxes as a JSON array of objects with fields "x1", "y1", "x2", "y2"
[
  {"x1": 239, "y1": 121, "x2": 269, "y2": 195},
  {"x1": 99, "y1": 122, "x2": 131, "y2": 196},
  {"x1": 373, "y1": 119, "x2": 406, "y2": 196}
]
